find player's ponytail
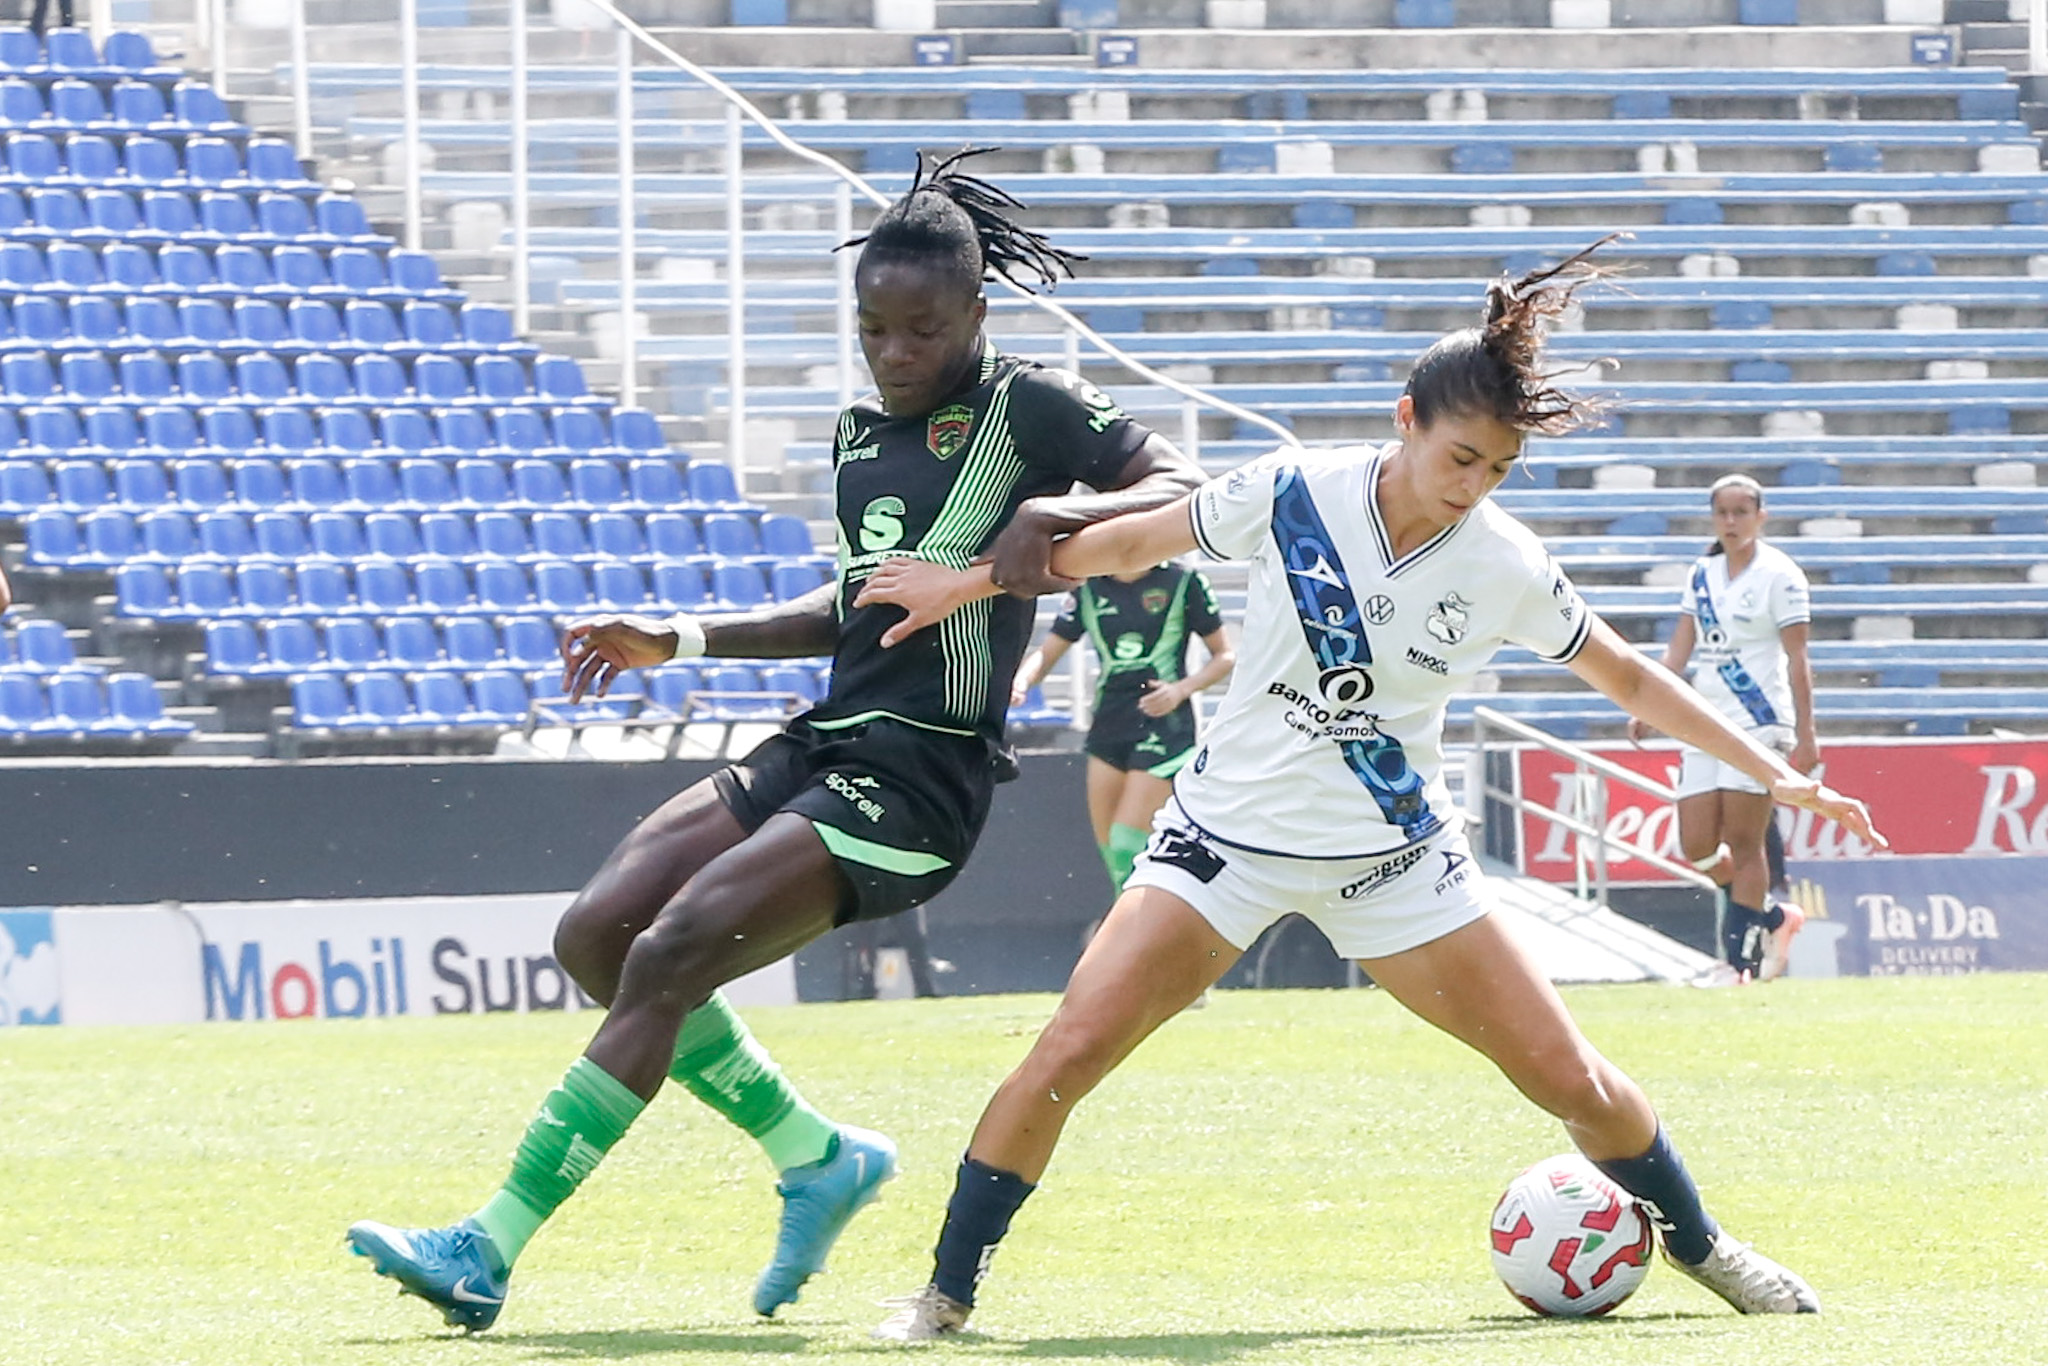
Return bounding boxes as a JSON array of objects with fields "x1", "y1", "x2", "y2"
[
  {"x1": 1404, "y1": 234, "x2": 1621, "y2": 435},
  {"x1": 842, "y1": 147, "x2": 1082, "y2": 294}
]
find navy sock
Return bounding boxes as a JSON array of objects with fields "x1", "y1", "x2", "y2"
[
  {"x1": 1723, "y1": 900, "x2": 1765, "y2": 971},
  {"x1": 1758, "y1": 902, "x2": 1787, "y2": 932},
  {"x1": 1594, "y1": 1127, "x2": 1720, "y2": 1266},
  {"x1": 931, "y1": 1157, "x2": 1036, "y2": 1306}
]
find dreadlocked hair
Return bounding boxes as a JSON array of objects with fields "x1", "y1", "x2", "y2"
[
  {"x1": 840, "y1": 146, "x2": 1083, "y2": 295},
  {"x1": 1404, "y1": 233, "x2": 1623, "y2": 436}
]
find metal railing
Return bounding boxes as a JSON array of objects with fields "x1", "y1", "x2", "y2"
[{"x1": 1469, "y1": 704, "x2": 1716, "y2": 911}]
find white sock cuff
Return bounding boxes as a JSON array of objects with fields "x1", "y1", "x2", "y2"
[{"x1": 1691, "y1": 842, "x2": 1730, "y2": 873}]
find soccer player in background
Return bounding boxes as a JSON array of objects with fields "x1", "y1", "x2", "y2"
[
  {"x1": 854, "y1": 242, "x2": 1889, "y2": 1340},
  {"x1": 1011, "y1": 564, "x2": 1234, "y2": 895},
  {"x1": 343, "y1": 149, "x2": 1202, "y2": 1332},
  {"x1": 1628, "y1": 474, "x2": 1817, "y2": 983}
]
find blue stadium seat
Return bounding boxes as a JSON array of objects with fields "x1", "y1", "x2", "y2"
[
  {"x1": 257, "y1": 191, "x2": 316, "y2": 241},
  {"x1": 645, "y1": 512, "x2": 702, "y2": 562},
  {"x1": 177, "y1": 350, "x2": 234, "y2": 402},
  {"x1": 291, "y1": 299, "x2": 347, "y2": 351},
  {"x1": 500, "y1": 615, "x2": 557, "y2": 670},
  {"x1": 112, "y1": 458, "x2": 171, "y2": 508},
  {"x1": 45, "y1": 28, "x2": 111, "y2": 81},
  {"x1": 328, "y1": 246, "x2": 389, "y2": 296},
  {"x1": 415, "y1": 560, "x2": 472, "y2": 615},
  {"x1": 235, "y1": 298, "x2": 292, "y2": 351},
  {"x1": 456, "y1": 458, "x2": 516, "y2": 509},
  {"x1": 412, "y1": 671, "x2": 472, "y2": 726},
  {"x1": 272, "y1": 244, "x2": 336, "y2": 296},
  {"x1": 3, "y1": 352, "x2": 57, "y2": 400},
  {"x1": 137, "y1": 508, "x2": 197, "y2": 560},
  {"x1": 183, "y1": 136, "x2": 243, "y2": 187},
  {"x1": 568, "y1": 458, "x2": 624, "y2": 508},
  {"x1": 263, "y1": 618, "x2": 322, "y2": 673},
  {"x1": 0, "y1": 27, "x2": 40, "y2": 73},
  {"x1": 6, "y1": 133, "x2": 60, "y2": 184},
  {"x1": 14, "y1": 618, "x2": 77, "y2": 671},
  {"x1": 246, "y1": 138, "x2": 308, "y2": 189},
  {"x1": 0, "y1": 461, "x2": 53, "y2": 514},
  {"x1": 108, "y1": 80, "x2": 170, "y2": 133},
  {"x1": 78, "y1": 506, "x2": 139, "y2": 564},
  {"x1": 234, "y1": 352, "x2": 294, "y2": 405},
  {"x1": 215, "y1": 243, "x2": 280, "y2": 296},
  {"x1": 170, "y1": 459, "x2": 229, "y2": 507},
  {"x1": 122, "y1": 135, "x2": 182, "y2": 185},
  {"x1": 398, "y1": 457, "x2": 455, "y2": 508},
  {"x1": 702, "y1": 512, "x2": 760, "y2": 560},
  {"x1": 461, "y1": 304, "x2": 518, "y2": 350},
  {"x1": 156, "y1": 244, "x2": 214, "y2": 294},
  {"x1": 474, "y1": 510, "x2": 532, "y2": 561},
  {"x1": 343, "y1": 458, "x2": 399, "y2": 508},
  {"x1": 315, "y1": 193, "x2": 374, "y2": 241},
  {"x1": 627, "y1": 458, "x2": 684, "y2": 508},
  {"x1": 401, "y1": 300, "x2": 457, "y2": 351},
  {"x1": 316, "y1": 405, "x2": 375, "y2": 454},
  {"x1": 30, "y1": 186, "x2": 88, "y2": 238},
  {"x1": 377, "y1": 408, "x2": 434, "y2": 456},
  {"x1": 236, "y1": 561, "x2": 294, "y2": 616},
  {"x1": 85, "y1": 187, "x2": 145, "y2": 239},
  {"x1": 178, "y1": 297, "x2": 235, "y2": 350},
  {"x1": 508, "y1": 458, "x2": 564, "y2": 507},
  {"x1": 58, "y1": 352, "x2": 116, "y2": 403},
  {"x1": 588, "y1": 511, "x2": 644, "y2": 561},
  {"x1": 352, "y1": 353, "x2": 408, "y2": 404},
  {"x1": 468, "y1": 668, "x2": 529, "y2": 723},
  {"x1": 0, "y1": 77, "x2": 39, "y2": 125},
  {"x1": 550, "y1": 407, "x2": 615, "y2": 457},
  {"x1": 324, "y1": 618, "x2": 381, "y2": 671},
  {"x1": 293, "y1": 353, "x2": 352, "y2": 405},
  {"x1": 653, "y1": 561, "x2": 709, "y2": 609},
  {"x1": 532, "y1": 558, "x2": 589, "y2": 612},
  {"x1": 475, "y1": 560, "x2": 532, "y2": 612},
  {"x1": 770, "y1": 562, "x2": 830, "y2": 600},
  {"x1": 230, "y1": 457, "x2": 286, "y2": 508},
  {"x1": 68, "y1": 296, "x2": 122, "y2": 346},
  {"x1": 414, "y1": 354, "x2": 470, "y2": 404},
  {"x1": 13, "y1": 296, "x2": 64, "y2": 347},
  {"x1": 170, "y1": 81, "x2": 235, "y2": 133},
  {"x1": 685, "y1": 459, "x2": 742, "y2": 507},
  {"x1": 760, "y1": 665, "x2": 821, "y2": 705},
  {"x1": 199, "y1": 190, "x2": 258, "y2": 241},
  {"x1": 113, "y1": 561, "x2": 174, "y2": 617},
  {"x1": 432, "y1": 405, "x2": 491, "y2": 453},
  {"x1": 175, "y1": 561, "x2": 235, "y2": 617},
  {"x1": 48, "y1": 670, "x2": 130, "y2": 737},
  {"x1": 290, "y1": 673, "x2": 352, "y2": 729},
  {"x1": 141, "y1": 189, "x2": 200, "y2": 240},
  {"x1": 473, "y1": 354, "x2": 530, "y2": 404},
  {"x1": 444, "y1": 616, "x2": 501, "y2": 670},
  {"x1": 196, "y1": 509, "x2": 256, "y2": 560},
  {"x1": 364, "y1": 509, "x2": 420, "y2": 558},
  {"x1": 353, "y1": 559, "x2": 414, "y2": 615},
  {"x1": 345, "y1": 299, "x2": 402, "y2": 351},
  {"x1": 259, "y1": 404, "x2": 317, "y2": 454},
  {"x1": 387, "y1": 249, "x2": 448, "y2": 297},
  {"x1": 710, "y1": 562, "x2": 767, "y2": 609},
  {"x1": 592, "y1": 560, "x2": 646, "y2": 609},
  {"x1": 384, "y1": 616, "x2": 442, "y2": 670},
  {"x1": 205, "y1": 619, "x2": 261, "y2": 676},
  {"x1": 419, "y1": 509, "x2": 475, "y2": 557},
  {"x1": 644, "y1": 664, "x2": 700, "y2": 713},
  {"x1": 531, "y1": 511, "x2": 588, "y2": 561},
  {"x1": 350, "y1": 672, "x2": 414, "y2": 727},
  {"x1": 46, "y1": 241, "x2": 103, "y2": 292},
  {"x1": 52, "y1": 458, "x2": 110, "y2": 508},
  {"x1": 107, "y1": 671, "x2": 191, "y2": 736},
  {"x1": 199, "y1": 403, "x2": 259, "y2": 456},
  {"x1": 0, "y1": 241, "x2": 47, "y2": 290},
  {"x1": 0, "y1": 672, "x2": 58, "y2": 735},
  {"x1": 307, "y1": 509, "x2": 365, "y2": 559},
  {"x1": 490, "y1": 406, "x2": 549, "y2": 456},
  {"x1": 533, "y1": 356, "x2": 587, "y2": 404}
]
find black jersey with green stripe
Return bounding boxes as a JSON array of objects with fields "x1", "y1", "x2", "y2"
[
  {"x1": 1050, "y1": 564, "x2": 1223, "y2": 712},
  {"x1": 817, "y1": 341, "x2": 1151, "y2": 742}
]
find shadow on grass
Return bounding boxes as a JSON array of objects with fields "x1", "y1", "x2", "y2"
[
  {"x1": 339, "y1": 1327, "x2": 810, "y2": 1357},
  {"x1": 977, "y1": 1311, "x2": 1729, "y2": 1361}
]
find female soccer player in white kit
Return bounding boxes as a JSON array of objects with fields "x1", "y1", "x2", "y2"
[
  {"x1": 1629, "y1": 474, "x2": 1817, "y2": 982},
  {"x1": 853, "y1": 245, "x2": 1888, "y2": 1340}
]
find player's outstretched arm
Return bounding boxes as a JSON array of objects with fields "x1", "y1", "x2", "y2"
[
  {"x1": 858, "y1": 498, "x2": 1200, "y2": 647},
  {"x1": 1569, "y1": 616, "x2": 1888, "y2": 849},
  {"x1": 983, "y1": 434, "x2": 1201, "y2": 598},
  {"x1": 561, "y1": 582, "x2": 839, "y2": 700}
]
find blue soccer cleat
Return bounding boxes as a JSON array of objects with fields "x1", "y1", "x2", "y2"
[
  {"x1": 753, "y1": 1125, "x2": 899, "y2": 1316},
  {"x1": 346, "y1": 1218, "x2": 509, "y2": 1332}
]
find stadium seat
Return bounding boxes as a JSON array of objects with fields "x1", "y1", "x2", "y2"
[
  {"x1": 236, "y1": 561, "x2": 293, "y2": 616},
  {"x1": 411, "y1": 671, "x2": 472, "y2": 726},
  {"x1": 263, "y1": 619, "x2": 322, "y2": 673},
  {"x1": 702, "y1": 513, "x2": 761, "y2": 560},
  {"x1": 685, "y1": 460, "x2": 742, "y2": 508},
  {"x1": 476, "y1": 561, "x2": 532, "y2": 613},
  {"x1": 627, "y1": 458, "x2": 684, "y2": 507},
  {"x1": 588, "y1": 511, "x2": 645, "y2": 561},
  {"x1": 500, "y1": 616, "x2": 557, "y2": 670},
  {"x1": 531, "y1": 511, "x2": 589, "y2": 561},
  {"x1": 137, "y1": 508, "x2": 197, "y2": 561},
  {"x1": 444, "y1": 616, "x2": 501, "y2": 669},
  {"x1": 591, "y1": 560, "x2": 647, "y2": 609},
  {"x1": 508, "y1": 459, "x2": 565, "y2": 508},
  {"x1": 474, "y1": 510, "x2": 532, "y2": 561},
  {"x1": 384, "y1": 617, "x2": 442, "y2": 671},
  {"x1": 568, "y1": 458, "x2": 625, "y2": 508},
  {"x1": 645, "y1": 513, "x2": 702, "y2": 562},
  {"x1": 710, "y1": 562, "x2": 768, "y2": 609},
  {"x1": 653, "y1": 561, "x2": 709, "y2": 609},
  {"x1": 355, "y1": 560, "x2": 416, "y2": 615},
  {"x1": 290, "y1": 673, "x2": 352, "y2": 729},
  {"x1": 532, "y1": 559, "x2": 589, "y2": 612},
  {"x1": 197, "y1": 509, "x2": 257, "y2": 560},
  {"x1": 107, "y1": 671, "x2": 191, "y2": 736},
  {"x1": 350, "y1": 672, "x2": 414, "y2": 728},
  {"x1": 307, "y1": 509, "x2": 365, "y2": 559},
  {"x1": 205, "y1": 619, "x2": 261, "y2": 676},
  {"x1": 324, "y1": 618, "x2": 381, "y2": 671},
  {"x1": 467, "y1": 668, "x2": 529, "y2": 723},
  {"x1": 14, "y1": 618, "x2": 77, "y2": 671},
  {"x1": 364, "y1": 510, "x2": 421, "y2": 559}
]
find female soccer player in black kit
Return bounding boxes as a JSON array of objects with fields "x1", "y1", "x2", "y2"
[{"x1": 344, "y1": 150, "x2": 1202, "y2": 1333}]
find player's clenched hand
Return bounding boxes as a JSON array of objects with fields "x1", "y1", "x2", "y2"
[
  {"x1": 560, "y1": 614, "x2": 679, "y2": 700},
  {"x1": 979, "y1": 500, "x2": 1078, "y2": 599},
  {"x1": 855, "y1": 558, "x2": 981, "y2": 648},
  {"x1": 1769, "y1": 773, "x2": 1890, "y2": 851},
  {"x1": 1138, "y1": 679, "x2": 1184, "y2": 717}
]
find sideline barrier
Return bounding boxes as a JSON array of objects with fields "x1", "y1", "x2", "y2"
[{"x1": 0, "y1": 892, "x2": 797, "y2": 1026}]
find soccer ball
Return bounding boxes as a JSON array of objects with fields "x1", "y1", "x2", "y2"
[{"x1": 1488, "y1": 1154, "x2": 1654, "y2": 1317}]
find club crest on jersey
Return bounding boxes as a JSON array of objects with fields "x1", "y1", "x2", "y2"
[
  {"x1": 1426, "y1": 591, "x2": 1472, "y2": 646},
  {"x1": 1142, "y1": 587, "x2": 1169, "y2": 614},
  {"x1": 926, "y1": 404, "x2": 975, "y2": 460}
]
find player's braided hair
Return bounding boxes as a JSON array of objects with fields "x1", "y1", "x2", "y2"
[
  {"x1": 842, "y1": 146, "x2": 1082, "y2": 294},
  {"x1": 1404, "y1": 233, "x2": 1622, "y2": 436}
]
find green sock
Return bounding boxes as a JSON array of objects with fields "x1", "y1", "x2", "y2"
[
  {"x1": 669, "y1": 990, "x2": 837, "y2": 1173},
  {"x1": 468, "y1": 1056, "x2": 645, "y2": 1271},
  {"x1": 1106, "y1": 823, "x2": 1149, "y2": 893}
]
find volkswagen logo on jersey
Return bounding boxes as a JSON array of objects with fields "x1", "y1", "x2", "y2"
[
  {"x1": 1364, "y1": 594, "x2": 1396, "y2": 626},
  {"x1": 1318, "y1": 664, "x2": 1375, "y2": 707}
]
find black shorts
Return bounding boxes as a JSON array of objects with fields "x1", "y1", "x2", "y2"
[
  {"x1": 1085, "y1": 701, "x2": 1198, "y2": 778},
  {"x1": 714, "y1": 715, "x2": 999, "y2": 925}
]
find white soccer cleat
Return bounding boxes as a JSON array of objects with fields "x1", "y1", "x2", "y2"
[
  {"x1": 872, "y1": 1284, "x2": 973, "y2": 1342},
  {"x1": 1663, "y1": 1230, "x2": 1819, "y2": 1314},
  {"x1": 1758, "y1": 901, "x2": 1807, "y2": 981},
  {"x1": 1690, "y1": 962, "x2": 1751, "y2": 989}
]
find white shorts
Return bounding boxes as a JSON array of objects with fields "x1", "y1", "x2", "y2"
[
  {"x1": 1124, "y1": 798, "x2": 1490, "y2": 961},
  {"x1": 1674, "y1": 724, "x2": 1794, "y2": 800}
]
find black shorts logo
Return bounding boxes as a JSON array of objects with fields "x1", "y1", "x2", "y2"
[{"x1": 1150, "y1": 828, "x2": 1226, "y2": 884}]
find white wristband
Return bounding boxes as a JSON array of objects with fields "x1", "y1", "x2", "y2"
[{"x1": 664, "y1": 612, "x2": 707, "y2": 660}]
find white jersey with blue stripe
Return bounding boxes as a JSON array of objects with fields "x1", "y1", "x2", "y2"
[
  {"x1": 1179, "y1": 444, "x2": 1593, "y2": 860},
  {"x1": 1677, "y1": 542, "x2": 1811, "y2": 731}
]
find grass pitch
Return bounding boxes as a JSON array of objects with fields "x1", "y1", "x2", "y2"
[{"x1": 3, "y1": 975, "x2": 2043, "y2": 1366}]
